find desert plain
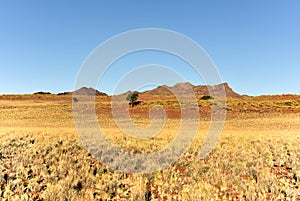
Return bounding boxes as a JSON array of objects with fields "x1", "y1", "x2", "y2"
[{"x1": 0, "y1": 89, "x2": 299, "y2": 200}]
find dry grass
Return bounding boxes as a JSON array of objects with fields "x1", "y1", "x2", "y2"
[{"x1": 0, "y1": 95, "x2": 299, "y2": 200}]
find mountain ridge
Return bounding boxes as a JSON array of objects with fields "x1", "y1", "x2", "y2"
[{"x1": 53, "y1": 82, "x2": 241, "y2": 97}]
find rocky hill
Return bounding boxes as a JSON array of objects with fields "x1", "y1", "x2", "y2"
[
  {"x1": 58, "y1": 87, "x2": 107, "y2": 96},
  {"x1": 143, "y1": 82, "x2": 241, "y2": 98}
]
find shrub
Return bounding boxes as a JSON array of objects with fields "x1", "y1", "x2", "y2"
[{"x1": 201, "y1": 95, "x2": 214, "y2": 100}]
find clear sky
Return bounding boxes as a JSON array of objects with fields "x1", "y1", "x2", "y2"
[{"x1": 1, "y1": 0, "x2": 299, "y2": 95}]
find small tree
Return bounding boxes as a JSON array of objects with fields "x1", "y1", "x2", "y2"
[{"x1": 126, "y1": 92, "x2": 139, "y2": 107}]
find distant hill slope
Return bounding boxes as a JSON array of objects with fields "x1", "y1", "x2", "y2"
[
  {"x1": 58, "y1": 87, "x2": 108, "y2": 96},
  {"x1": 143, "y1": 82, "x2": 241, "y2": 98},
  {"x1": 74, "y1": 87, "x2": 107, "y2": 96}
]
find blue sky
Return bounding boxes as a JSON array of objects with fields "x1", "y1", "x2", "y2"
[{"x1": 0, "y1": 1, "x2": 299, "y2": 95}]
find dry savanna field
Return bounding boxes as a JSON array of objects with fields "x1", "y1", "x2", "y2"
[{"x1": 0, "y1": 93, "x2": 299, "y2": 200}]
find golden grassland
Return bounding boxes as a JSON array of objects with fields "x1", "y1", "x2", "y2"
[{"x1": 0, "y1": 94, "x2": 299, "y2": 200}]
